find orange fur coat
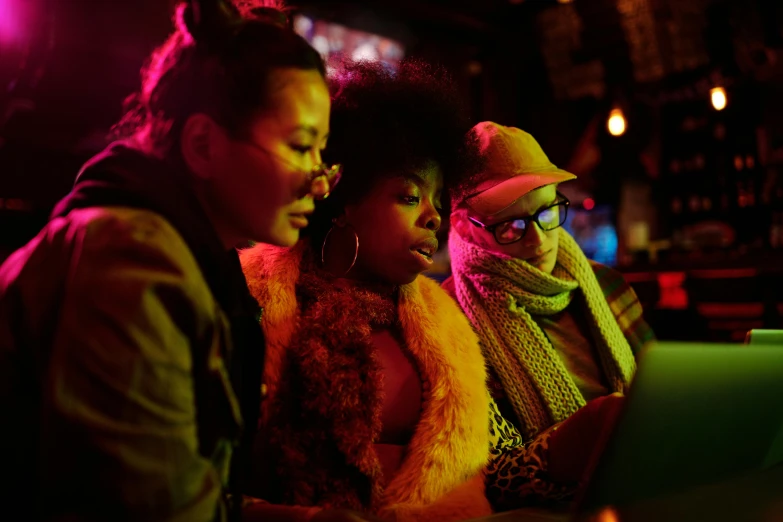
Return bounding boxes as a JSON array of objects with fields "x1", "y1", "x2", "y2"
[{"x1": 240, "y1": 242, "x2": 493, "y2": 521}]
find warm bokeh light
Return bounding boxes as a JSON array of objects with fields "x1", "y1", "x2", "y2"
[
  {"x1": 710, "y1": 87, "x2": 727, "y2": 111},
  {"x1": 583, "y1": 198, "x2": 595, "y2": 210},
  {"x1": 596, "y1": 507, "x2": 621, "y2": 522},
  {"x1": 607, "y1": 108, "x2": 626, "y2": 137}
]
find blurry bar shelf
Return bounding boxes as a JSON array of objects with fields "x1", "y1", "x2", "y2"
[
  {"x1": 619, "y1": 249, "x2": 783, "y2": 276},
  {"x1": 618, "y1": 248, "x2": 783, "y2": 342}
]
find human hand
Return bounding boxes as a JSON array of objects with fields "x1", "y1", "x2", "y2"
[
  {"x1": 547, "y1": 392, "x2": 625, "y2": 484},
  {"x1": 310, "y1": 508, "x2": 384, "y2": 522}
]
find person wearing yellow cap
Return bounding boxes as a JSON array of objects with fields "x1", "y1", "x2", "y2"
[{"x1": 443, "y1": 122, "x2": 655, "y2": 507}]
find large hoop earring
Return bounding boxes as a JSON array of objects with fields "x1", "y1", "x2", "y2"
[{"x1": 321, "y1": 221, "x2": 359, "y2": 277}]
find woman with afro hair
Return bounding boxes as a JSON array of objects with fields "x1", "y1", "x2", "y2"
[{"x1": 240, "y1": 59, "x2": 571, "y2": 522}]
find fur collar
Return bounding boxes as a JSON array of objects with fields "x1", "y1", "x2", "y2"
[{"x1": 240, "y1": 242, "x2": 491, "y2": 520}]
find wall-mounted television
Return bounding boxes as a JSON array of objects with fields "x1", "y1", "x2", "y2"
[
  {"x1": 293, "y1": 14, "x2": 405, "y2": 72},
  {"x1": 563, "y1": 204, "x2": 619, "y2": 267}
]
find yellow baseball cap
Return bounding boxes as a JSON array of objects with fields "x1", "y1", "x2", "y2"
[{"x1": 460, "y1": 122, "x2": 576, "y2": 216}]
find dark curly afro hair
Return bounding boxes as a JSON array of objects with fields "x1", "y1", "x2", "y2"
[{"x1": 307, "y1": 58, "x2": 479, "y2": 246}]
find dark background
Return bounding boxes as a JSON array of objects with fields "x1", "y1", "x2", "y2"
[{"x1": 2, "y1": 0, "x2": 782, "y2": 341}]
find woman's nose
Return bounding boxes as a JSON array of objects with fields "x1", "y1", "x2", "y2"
[
  {"x1": 427, "y1": 212, "x2": 443, "y2": 232},
  {"x1": 312, "y1": 148, "x2": 323, "y2": 168},
  {"x1": 425, "y1": 205, "x2": 442, "y2": 231}
]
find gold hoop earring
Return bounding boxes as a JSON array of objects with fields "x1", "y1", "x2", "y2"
[{"x1": 321, "y1": 220, "x2": 359, "y2": 277}]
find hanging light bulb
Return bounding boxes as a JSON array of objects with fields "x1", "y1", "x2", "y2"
[
  {"x1": 710, "y1": 87, "x2": 727, "y2": 111},
  {"x1": 607, "y1": 108, "x2": 626, "y2": 137}
]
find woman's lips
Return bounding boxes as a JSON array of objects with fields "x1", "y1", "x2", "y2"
[
  {"x1": 410, "y1": 248, "x2": 434, "y2": 267},
  {"x1": 289, "y1": 213, "x2": 309, "y2": 229},
  {"x1": 410, "y1": 237, "x2": 439, "y2": 268}
]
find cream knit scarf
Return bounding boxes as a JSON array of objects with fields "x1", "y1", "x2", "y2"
[{"x1": 449, "y1": 228, "x2": 636, "y2": 440}]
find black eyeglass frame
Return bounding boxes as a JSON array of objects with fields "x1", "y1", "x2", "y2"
[{"x1": 468, "y1": 196, "x2": 570, "y2": 245}]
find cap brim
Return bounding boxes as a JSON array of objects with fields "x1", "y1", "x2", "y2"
[{"x1": 465, "y1": 171, "x2": 576, "y2": 216}]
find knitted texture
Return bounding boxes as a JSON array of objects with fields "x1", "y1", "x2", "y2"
[{"x1": 448, "y1": 228, "x2": 636, "y2": 440}]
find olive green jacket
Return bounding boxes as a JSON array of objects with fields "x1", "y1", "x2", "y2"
[{"x1": 0, "y1": 207, "x2": 241, "y2": 521}]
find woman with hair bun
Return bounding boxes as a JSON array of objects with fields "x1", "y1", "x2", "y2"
[{"x1": 0, "y1": 1, "x2": 339, "y2": 520}]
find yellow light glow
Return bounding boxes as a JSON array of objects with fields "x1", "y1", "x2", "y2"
[
  {"x1": 710, "y1": 87, "x2": 727, "y2": 111},
  {"x1": 607, "y1": 108, "x2": 626, "y2": 136},
  {"x1": 597, "y1": 507, "x2": 621, "y2": 522}
]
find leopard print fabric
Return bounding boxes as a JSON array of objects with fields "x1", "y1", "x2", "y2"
[{"x1": 486, "y1": 398, "x2": 576, "y2": 511}]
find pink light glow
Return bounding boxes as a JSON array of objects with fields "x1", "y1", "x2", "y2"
[
  {"x1": 0, "y1": 0, "x2": 23, "y2": 44},
  {"x1": 0, "y1": 0, "x2": 15, "y2": 40}
]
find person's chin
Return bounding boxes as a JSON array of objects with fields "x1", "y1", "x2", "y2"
[
  {"x1": 279, "y1": 228, "x2": 301, "y2": 248},
  {"x1": 397, "y1": 272, "x2": 420, "y2": 286},
  {"x1": 396, "y1": 265, "x2": 425, "y2": 286},
  {"x1": 261, "y1": 226, "x2": 300, "y2": 248},
  {"x1": 526, "y1": 251, "x2": 556, "y2": 273},
  {"x1": 378, "y1": 264, "x2": 420, "y2": 287},
  {"x1": 540, "y1": 253, "x2": 558, "y2": 274}
]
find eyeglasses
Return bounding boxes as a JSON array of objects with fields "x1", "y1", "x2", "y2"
[
  {"x1": 468, "y1": 198, "x2": 570, "y2": 245},
  {"x1": 237, "y1": 140, "x2": 343, "y2": 200}
]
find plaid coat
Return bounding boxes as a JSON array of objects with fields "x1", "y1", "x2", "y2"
[{"x1": 442, "y1": 259, "x2": 655, "y2": 436}]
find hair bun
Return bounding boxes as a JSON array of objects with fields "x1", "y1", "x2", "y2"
[
  {"x1": 234, "y1": 1, "x2": 291, "y2": 29},
  {"x1": 179, "y1": 0, "x2": 243, "y2": 47}
]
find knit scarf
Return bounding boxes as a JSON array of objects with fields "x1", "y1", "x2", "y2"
[{"x1": 448, "y1": 228, "x2": 636, "y2": 440}]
